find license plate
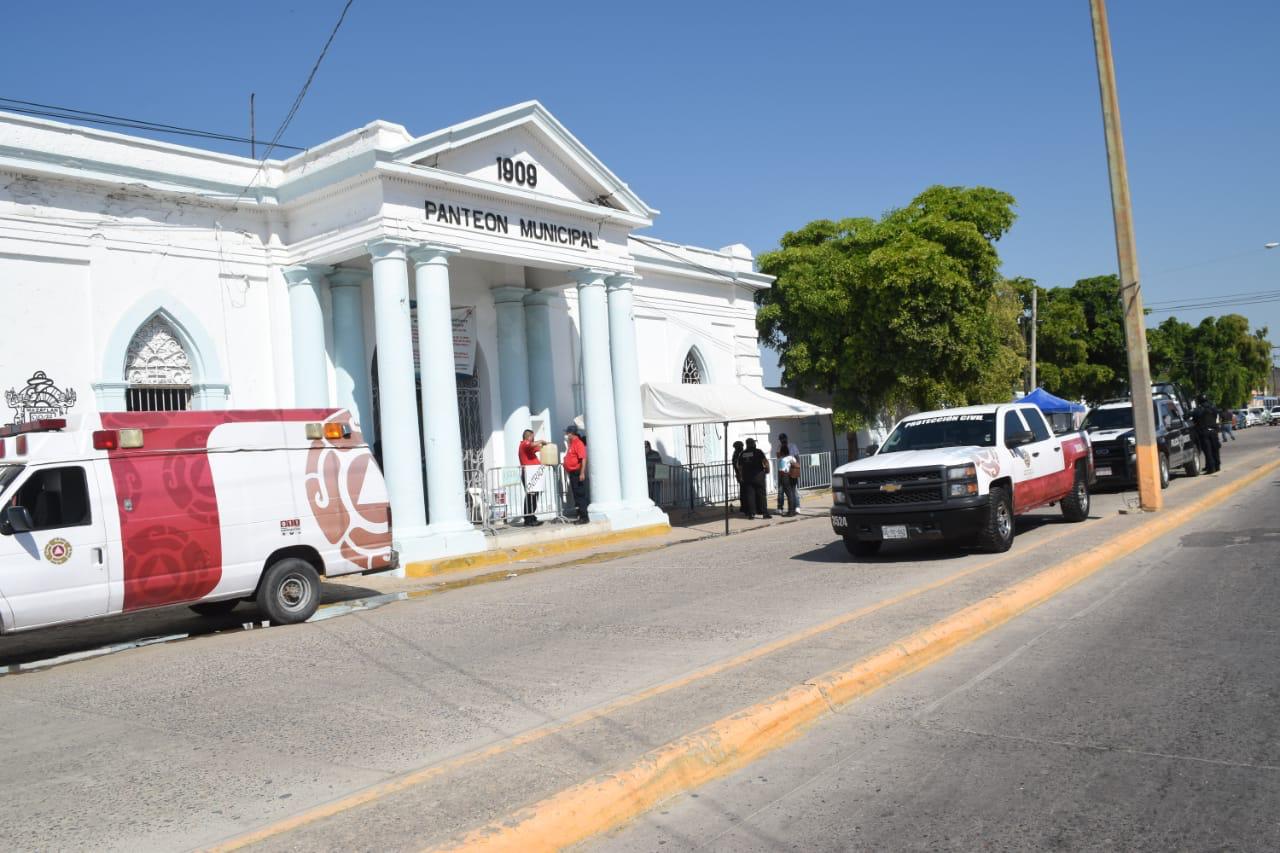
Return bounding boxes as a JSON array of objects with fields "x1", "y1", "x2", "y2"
[
  {"x1": 882, "y1": 525, "x2": 908, "y2": 540},
  {"x1": 1096, "y1": 466, "x2": 1112, "y2": 477},
  {"x1": 831, "y1": 515, "x2": 848, "y2": 529}
]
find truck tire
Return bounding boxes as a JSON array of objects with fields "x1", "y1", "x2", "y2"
[
  {"x1": 256, "y1": 558, "x2": 321, "y2": 625},
  {"x1": 189, "y1": 599, "x2": 242, "y2": 617},
  {"x1": 1159, "y1": 452, "x2": 1170, "y2": 489},
  {"x1": 844, "y1": 537, "x2": 881, "y2": 558},
  {"x1": 1060, "y1": 466, "x2": 1090, "y2": 522},
  {"x1": 1184, "y1": 446, "x2": 1203, "y2": 477},
  {"x1": 977, "y1": 486, "x2": 1015, "y2": 552}
]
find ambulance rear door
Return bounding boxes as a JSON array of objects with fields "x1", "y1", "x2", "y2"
[{"x1": 0, "y1": 463, "x2": 110, "y2": 630}]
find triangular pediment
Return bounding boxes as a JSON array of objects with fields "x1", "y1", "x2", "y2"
[{"x1": 392, "y1": 102, "x2": 656, "y2": 222}]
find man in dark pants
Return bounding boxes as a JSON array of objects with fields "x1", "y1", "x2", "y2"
[
  {"x1": 742, "y1": 438, "x2": 772, "y2": 520},
  {"x1": 564, "y1": 425, "x2": 590, "y2": 523},
  {"x1": 731, "y1": 440, "x2": 746, "y2": 516},
  {"x1": 1192, "y1": 396, "x2": 1222, "y2": 474}
]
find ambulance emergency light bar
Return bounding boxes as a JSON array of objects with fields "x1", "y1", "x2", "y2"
[{"x1": 0, "y1": 418, "x2": 67, "y2": 438}]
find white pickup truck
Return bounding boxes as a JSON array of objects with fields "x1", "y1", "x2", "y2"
[{"x1": 830, "y1": 404, "x2": 1095, "y2": 557}]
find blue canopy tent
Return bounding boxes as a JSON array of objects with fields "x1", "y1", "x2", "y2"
[{"x1": 1022, "y1": 387, "x2": 1087, "y2": 433}]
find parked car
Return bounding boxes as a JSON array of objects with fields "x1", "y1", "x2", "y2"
[
  {"x1": 830, "y1": 403, "x2": 1094, "y2": 557},
  {"x1": 1235, "y1": 409, "x2": 1250, "y2": 429},
  {"x1": 0, "y1": 410, "x2": 396, "y2": 634},
  {"x1": 1270, "y1": 406, "x2": 1280, "y2": 425},
  {"x1": 1083, "y1": 394, "x2": 1202, "y2": 489},
  {"x1": 1248, "y1": 407, "x2": 1266, "y2": 426}
]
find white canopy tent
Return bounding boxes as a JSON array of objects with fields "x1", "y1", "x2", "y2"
[{"x1": 639, "y1": 382, "x2": 833, "y2": 535}]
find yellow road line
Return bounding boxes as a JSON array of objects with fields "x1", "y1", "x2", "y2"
[
  {"x1": 430, "y1": 456, "x2": 1280, "y2": 853},
  {"x1": 205, "y1": 506, "x2": 1094, "y2": 851}
]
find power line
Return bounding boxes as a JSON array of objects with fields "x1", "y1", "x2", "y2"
[
  {"x1": 0, "y1": 96, "x2": 306, "y2": 152},
  {"x1": 231, "y1": 0, "x2": 354, "y2": 209}
]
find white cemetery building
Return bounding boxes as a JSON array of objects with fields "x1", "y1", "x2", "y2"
[{"x1": 0, "y1": 101, "x2": 825, "y2": 565}]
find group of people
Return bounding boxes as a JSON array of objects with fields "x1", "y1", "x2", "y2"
[
  {"x1": 517, "y1": 425, "x2": 590, "y2": 526},
  {"x1": 1189, "y1": 396, "x2": 1225, "y2": 475},
  {"x1": 731, "y1": 433, "x2": 802, "y2": 520}
]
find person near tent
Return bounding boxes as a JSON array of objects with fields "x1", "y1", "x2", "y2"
[
  {"x1": 774, "y1": 433, "x2": 797, "y2": 514},
  {"x1": 742, "y1": 438, "x2": 772, "y2": 520},
  {"x1": 778, "y1": 445, "x2": 801, "y2": 517},
  {"x1": 518, "y1": 429, "x2": 547, "y2": 526},
  {"x1": 730, "y1": 440, "x2": 747, "y2": 515},
  {"x1": 644, "y1": 441, "x2": 662, "y2": 503},
  {"x1": 564, "y1": 424, "x2": 590, "y2": 523}
]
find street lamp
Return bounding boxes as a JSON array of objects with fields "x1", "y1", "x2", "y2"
[{"x1": 1266, "y1": 242, "x2": 1278, "y2": 249}]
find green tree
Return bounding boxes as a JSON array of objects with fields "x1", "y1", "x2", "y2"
[
  {"x1": 756, "y1": 186, "x2": 1026, "y2": 440},
  {"x1": 1024, "y1": 275, "x2": 1129, "y2": 403},
  {"x1": 1148, "y1": 314, "x2": 1272, "y2": 407}
]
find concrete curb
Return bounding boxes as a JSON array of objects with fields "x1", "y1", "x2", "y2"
[
  {"x1": 402, "y1": 523, "x2": 671, "y2": 579},
  {"x1": 431, "y1": 456, "x2": 1280, "y2": 853}
]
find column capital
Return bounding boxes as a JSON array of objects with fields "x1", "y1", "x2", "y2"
[
  {"x1": 491, "y1": 285, "x2": 529, "y2": 305},
  {"x1": 605, "y1": 273, "x2": 640, "y2": 292},
  {"x1": 524, "y1": 289, "x2": 555, "y2": 307},
  {"x1": 572, "y1": 267, "x2": 613, "y2": 288},
  {"x1": 366, "y1": 238, "x2": 416, "y2": 261},
  {"x1": 409, "y1": 243, "x2": 461, "y2": 267},
  {"x1": 282, "y1": 264, "x2": 333, "y2": 287},
  {"x1": 328, "y1": 268, "x2": 371, "y2": 289}
]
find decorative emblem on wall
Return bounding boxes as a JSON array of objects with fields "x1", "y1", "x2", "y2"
[
  {"x1": 5, "y1": 371, "x2": 77, "y2": 424},
  {"x1": 44, "y1": 538, "x2": 73, "y2": 565}
]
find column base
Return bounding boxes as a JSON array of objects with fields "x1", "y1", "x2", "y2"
[
  {"x1": 595, "y1": 503, "x2": 670, "y2": 532},
  {"x1": 393, "y1": 522, "x2": 489, "y2": 567}
]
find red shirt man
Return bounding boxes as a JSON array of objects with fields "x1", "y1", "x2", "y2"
[
  {"x1": 564, "y1": 425, "x2": 589, "y2": 523},
  {"x1": 563, "y1": 429, "x2": 587, "y2": 478},
  {"x1": 518, "y1": 431, "x2": 543, "y2": 466}
]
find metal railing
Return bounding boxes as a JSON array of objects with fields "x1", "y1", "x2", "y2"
[
  {"x1": 650, "y1": 452, "x2": 836, "y2": 510},
  {"x1": 466, "y1": 465, "x2": 570, "y2": 531}
]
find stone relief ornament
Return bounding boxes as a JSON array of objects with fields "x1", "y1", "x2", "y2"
[
  {"x1": 5, "y1": 371, "x2": 78, "y2": 424},
  {"x1": 125, "y1": 316, "x2": 193, "y2": 386}
]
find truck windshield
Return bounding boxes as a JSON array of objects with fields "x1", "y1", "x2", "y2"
[
  {"x1": 0, "y1": 464, "x2": 23, "y2": 498},
  {"x1": 1083, "y1": 406, "x2": 1136, "y2": 432},
  {"x1": 879, "y1": 413, "x2": 997, "y2": 453}
]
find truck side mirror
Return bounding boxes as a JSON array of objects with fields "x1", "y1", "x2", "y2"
[
  {"x1": 1005, "y1": 429, "x2": 1034, "y2": 448},
  {"x1": 2, "y1": 505, "x2": 33, "y2": 535}
]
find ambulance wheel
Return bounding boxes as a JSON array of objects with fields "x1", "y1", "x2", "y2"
[
  {"x1": 843, "y1": 537, "x2": 881, "y2": 558},
  {"x1": 257, "y1": 559, "x2": 321, "y2": 625},
  {"x1": 189, "y1": 599, "x2": 242, "y2": 616},
  {"x1": 977, "y1": 486, "x2": 1015, "y2": 552}
]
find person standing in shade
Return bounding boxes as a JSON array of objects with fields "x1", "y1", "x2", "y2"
[
  {"x1": 644, "y1": 441, "x2": 662, "y2": 504},
  {"x1": 731, "y1": 440, "x2": 747, "y2": 516},
  {"x1": 518, "y1": 429, "x2": 547, "y2": 526},
  {"x1": 564, "y1": 424, "x2": 590, "y2": 523},
  {"x1": 774, "y1": 433, "x2": 795, "y2": 513},
  {"x1": 1191, "y1": 396, "x2": 1221, "y2": 474},
  {"x1": 742, "y1": 438, "x2": 772, "y2": 520},
  {"x1": 778, "y1": 445, "x2": 801, "y2": 516}
]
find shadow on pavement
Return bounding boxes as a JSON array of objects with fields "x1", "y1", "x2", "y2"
[
  {"x1": 791, "y1": 514, "x2": 1075, "y2": 565},
  {"x1": 0, "y1": 581, "x2": 379, "y2": 669}
]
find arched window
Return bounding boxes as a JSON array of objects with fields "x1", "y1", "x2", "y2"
[
  {"x1": 681, "y1": 350, "x2": 703, "y2": 385},
  {"x1": 680, "y1": 349, "x2": 713, "y2": 464},
  {"x1": 124, "y1": 314, "x2": 193, "y2": 412}
]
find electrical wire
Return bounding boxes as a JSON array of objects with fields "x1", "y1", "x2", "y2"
[
  {"x1": 0, "y1": 96, "x2": 305, "y2": 151},
  {"x1": 230, "y1": 0, "x2": 354, "y2": 209}
]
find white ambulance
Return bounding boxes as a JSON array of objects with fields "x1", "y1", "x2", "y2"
[{"x1": 0, "y1": 409, "x2": 396, "y2": 633}]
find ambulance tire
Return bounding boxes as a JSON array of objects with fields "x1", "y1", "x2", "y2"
[
  {"x1": 189, "y1": 598, "x2": 242, "y2": 616},
  {"x1": 257, "y1": 558, "x2": 321, "y2": 625}
]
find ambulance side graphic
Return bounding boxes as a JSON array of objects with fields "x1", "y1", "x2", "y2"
[{"x1": 0, "y1": 409, "x2": 396, "y2": 633}]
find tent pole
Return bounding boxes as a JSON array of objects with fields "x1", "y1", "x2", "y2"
[
  {"x1": 830, "y1": 415, "x2": 840, "y2": 463},
  {"x1": 724, "y1": 421, "x2": 730, "y2": 536}
]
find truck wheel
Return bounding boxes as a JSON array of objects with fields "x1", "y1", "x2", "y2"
[
  {"x1": 1060, "y1": 467, "x2": 1090, "y2": 522},
  {"x1": 843, "y1": 537, "x2": 881, "y2": 558},
  {"x1": 1159, "y1": 452, "x2": 1170, "y2": 489},
  {"x1": 189, "y1": 599, "x2": 242, "y2": 617},
  {"x1": 256, "y1": 558, "x2": 321, "y2": 625},
  {"x1": 1184, "y1": 447, "x2": 1203, "y2": 477},
  {"x1": 977, "y1": 486, "x2": 1015, "y2": 552}
]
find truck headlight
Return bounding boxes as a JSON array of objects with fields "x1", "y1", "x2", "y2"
[
  {"x1": 946, "y1": 464, "x2": 976, "y2": 481},
  {"x1": 1126, "y1": 435, "x2": 1136, "y2": 446},
  {"x1": 949, "y1": 482, "x2": 979, "y2": 497}
]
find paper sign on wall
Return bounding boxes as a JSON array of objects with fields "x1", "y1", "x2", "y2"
[{"x1": 411, "y1": 305, "x2": 477, "y2": 376}]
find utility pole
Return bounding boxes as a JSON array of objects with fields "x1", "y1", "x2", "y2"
[
  {"x1": 1089, "y1": 0, "x2": 1161, "y2": 510},
  {"x1": 1029, "y1": 287, "x2": 1038, "y2": 391},
  {"x1": 250, "y1": 93, "x2": 256, "y2": 159}
]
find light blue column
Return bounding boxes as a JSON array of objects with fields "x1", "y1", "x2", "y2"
[
  {"x1": 328, "y1": 268, "x2": 374, "y2": 437},
  {"x1": 367, "y1": 240, "x2": 428, "y2": 545},
  {"x1": 524, "y1": 290, "x2": 556, "y2": 439},
  {"x1": 606, "y1": 274, "x2": 661, "y2": 516},
  {"x1": 573, "y1": 268, "x2": 624, "y2": 515},
  {"x1": 492, "y1": 286, "x2": 531, "y2": 465},
  {"x1": 409, "y1": 244, "x2": 484, "y2": 554},
  {"x1": 283, "y1": 264, "x2": 332, "y2": 407}
]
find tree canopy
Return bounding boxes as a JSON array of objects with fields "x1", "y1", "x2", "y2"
[
  {"x1": 1148, "y1": 314, "x2": 1272, "y2": 408},
  {"x1": 1023, "y1": 275, "x2": 1129, "y2": 403},
  {"x1": 755, "y1": 185, "x2": 1025, "y2": 431}
]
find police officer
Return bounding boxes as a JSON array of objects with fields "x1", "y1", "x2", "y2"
[
  {"x1": 741, "y1": 438, "x2": 773, "y2": 520},
  {"x1": 1191, "y1": 395, "x2": 1222, "y2": 474}
]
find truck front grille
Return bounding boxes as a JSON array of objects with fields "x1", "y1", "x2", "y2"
[{"x1": 847, "y1": 487, "x2": 945, "y2": 506}]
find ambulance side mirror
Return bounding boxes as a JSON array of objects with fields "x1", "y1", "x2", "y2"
[{"x1": 2, "y1": 505, "x2": 33, "y2": 535}]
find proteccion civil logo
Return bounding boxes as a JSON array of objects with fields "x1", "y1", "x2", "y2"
[{"x1": 44, "y1": 538, "x2": 73, "y2": 565}]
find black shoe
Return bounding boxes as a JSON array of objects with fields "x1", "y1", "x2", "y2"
[
  {"x1": 762, "y1": 513, "x2": 773, "y2": 519},
  {"x1": 574, "y1": 517, "x2": 590, "y2": 525},
  {"x1": 526, "y1": 518, "x2": 543, "y2": 527},
  {"x1": 745, "y1": 515, "x2": 755, "y2": 520}
]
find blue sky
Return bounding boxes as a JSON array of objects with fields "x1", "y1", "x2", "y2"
[{"x1": 4, "y1": 1, "x2": 1277, "y2": 383}]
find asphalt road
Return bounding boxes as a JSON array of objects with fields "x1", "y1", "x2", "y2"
[
  {"x1": 599, "y1": 435, "x2": 1280, "y2": 852},
  {"x1": 0, "y1": 427, "x2": 1273, "y2": 851}
]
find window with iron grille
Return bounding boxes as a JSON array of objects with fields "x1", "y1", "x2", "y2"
[{"x1": 124, "y1": 314, "x2": 193, "y2": 412}]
